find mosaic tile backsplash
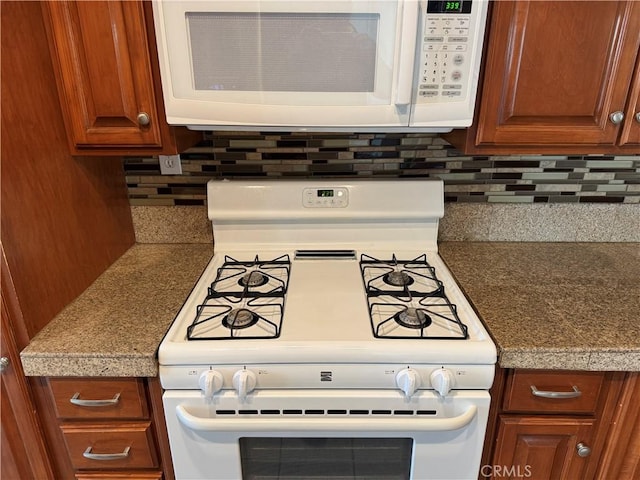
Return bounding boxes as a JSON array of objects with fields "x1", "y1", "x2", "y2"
[{"x1": 124, "y1": 132, "x2": 640, "y2": 206}]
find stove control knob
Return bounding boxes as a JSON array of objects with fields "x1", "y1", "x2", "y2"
[
  {"x1": 199, "y1": 370, "x2": 224, "y2": 399},
  {"x1": 430, "y1": 368, "x2": 454, "y2": 397},
  {"x1": 395, "y1": 368, "x2": 421, "y2": 398},
  {"x1": 233, "y1": 369, "x2": 257, "y2": 401}
]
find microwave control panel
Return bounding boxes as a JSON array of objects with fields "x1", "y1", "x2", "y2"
[{"x1": 419, "y1": 0, "x2": 476, "y2": 103}]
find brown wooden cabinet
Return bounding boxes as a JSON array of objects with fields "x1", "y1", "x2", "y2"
[
  {"x1": 595, "y1": 372, "x2": 640, "y2": 479},
  {"x1": 3, "y1": 2, "x2": 140, "y2": 477},
  {"x1": 484, "y1": 369, "x2": 625, "y2": 480},
  {"x1": 446, "y1": 0, "x2": 640, "y2": 154},
  {"x1": 1, "y1": 249, "x2": 55, "y2": 480},
  {"x1": 35, "y1": 377, "x2": 173, "y2": 480},
  {"x1": 493, "y1": 417, "x2": 595, "y2": 479},
  {"x1": 618, "y1": 55, "x2": 640, "y2": 147},
  {"x1": 42, "y1": 0, "x2": 199, "y2": 155}
]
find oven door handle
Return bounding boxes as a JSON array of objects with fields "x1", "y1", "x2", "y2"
[{"x1": 175, "y1": 404, "x2": 477, "y2": 432}]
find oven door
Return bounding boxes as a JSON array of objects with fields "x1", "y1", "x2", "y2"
[{"x1": 163, "y1": 389, "x2": 490, "y2": 480}]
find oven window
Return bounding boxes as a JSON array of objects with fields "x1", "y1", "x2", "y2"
[{"x1": 239, "y1": 437, "x2": 412, "y2": 479}]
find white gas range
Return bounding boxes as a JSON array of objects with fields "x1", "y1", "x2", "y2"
[{"x1": 160, "y1": 179, "x2": 496, "y2": 480}]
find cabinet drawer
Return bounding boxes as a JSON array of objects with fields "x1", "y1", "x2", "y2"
[
  {"x1": 75, "y1": 474, "x2": 162, "y2": 480},
  {"x1": 503, "y1": 370, "x2": 606, "y2": 414},
  {"x1": 61, "y1": 421, "x2": 158, "y2": 470},
  {"x1": 49, "y1": 378, "x2": 148, "y2": 419}
]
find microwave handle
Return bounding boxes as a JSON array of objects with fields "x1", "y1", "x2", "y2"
[
  {"x1": 395, "y1": 0, "x2": 420, "y2": 106},
  {"x1": 175, "y1": 404, "x2": 477, "y2": 432}
]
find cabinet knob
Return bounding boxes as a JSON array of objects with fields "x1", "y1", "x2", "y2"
[
  {"x1": 609, "y1": 111, "x2": 625, "y2": 125},
  {"x1": 0, "y1": 357, "x2": 9, "y2": 373},
  {"x1": 635, "y1": 112, "x2": 640, "y2": 123},
  {"x1": 576, "y1": 442, "x2": 591, "y2": 457},
  {"x1": 137, "y1": 112, "x2": 151, "y2": 126}
]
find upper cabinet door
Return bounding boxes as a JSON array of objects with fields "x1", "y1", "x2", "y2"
[
  {"x1": 44, "y1": 1, "x2": 163, "y2": 149},
  {"x1": 618, "y1": 52, "x2": 640, "y2": 147},
  {"x1": 475, "y1": 1, "x2": 640, "y2": 147}
]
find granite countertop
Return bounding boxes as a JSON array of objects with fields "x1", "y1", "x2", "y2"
[
  {"x1": 20, "y1": 244, "x2": 213, "y2": 377},
  {"x1": 21, "y1": 242, "x2": 639, "y2": 377},
  {"x1": 439, "y1": 242, "x2": 640, "y2": 371}
]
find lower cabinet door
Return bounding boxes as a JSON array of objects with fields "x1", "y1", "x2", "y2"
[
  {"x1": 492, "y1": 416, "x2": 595, "y2": 480},
  {"x1": 61, "y1": 421, "x2": 159, "y2": 470}
]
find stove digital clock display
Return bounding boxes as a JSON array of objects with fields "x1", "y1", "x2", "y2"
[
  {"x1": 303, "y1": 187, "x2": 348, "y2": 207},
  {"x1": 317, "y1": 189, "x2": 334, "y2": 197}
]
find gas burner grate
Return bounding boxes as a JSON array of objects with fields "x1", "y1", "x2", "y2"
[
  {"x1": 360, "y1": 254, "x2": 469, "y2": 340},
  {"x1": 369, "y1": 299, "x2": 468, "y2": 339},
  {"x1": 360, "y1": 253, "x2": 445, "y2": 300},
  {"x1": 207, "y1": 254, "x2": 290, "y2": 301},
  {"x1": 186, "y1": 254, "x2": 290, "y2": 340},
  {"x1": 187, "y1": 300, "x2": 283, "y2": 340}
]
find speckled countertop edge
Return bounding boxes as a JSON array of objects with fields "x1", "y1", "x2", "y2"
[
  {"x1": 20, "y1": 242, "x2": 640, "y2": 376},
  {"x1": 439, "y1": 242, "x2": 640, "y2": 371},
  {"x1": 20, "y1": 244, "x2": 213, "y2": 377}
]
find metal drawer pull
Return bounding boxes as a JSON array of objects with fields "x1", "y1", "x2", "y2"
[
  {"x1": 83, "y1": 446, "x2": 130, "y2": 461},
  {"x1": 70, "y1": 392, "x2": 120, "y2": 407},
  {"x1": 530, "y1": 385, "x2": 581, "y2": 399}
]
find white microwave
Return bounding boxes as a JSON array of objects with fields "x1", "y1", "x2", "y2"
[{"x1": 151, "y1": 0, "x2": 488, "y2": 132}]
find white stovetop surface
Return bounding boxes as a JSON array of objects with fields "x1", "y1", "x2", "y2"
[
  {"x1": 159, "y1": 248, "x2": 496, "y2": 367},
  {"x1": 160, "y1": 179, "x2": 496, "y2": 370}
]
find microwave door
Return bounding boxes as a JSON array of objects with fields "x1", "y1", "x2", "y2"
[
  {"x1": 153, "y1": 0, "x2": 420, "y2": 130},
  {"x1": 394, "y1": 0, "x2": 419, "y2": 108}
]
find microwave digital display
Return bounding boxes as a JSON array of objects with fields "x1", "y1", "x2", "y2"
[
  {"x1": 427, "y1": 0, "x2": 472, "y2": 14},
  {"x1": 444, "y1": 2, "x2": 462, "y2": 12},
  {"x1": 317, "y1": 189, "x2": 334, "y2": 197}
]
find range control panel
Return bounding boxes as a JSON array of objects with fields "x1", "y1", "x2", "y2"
[
  {"x1": 418, "y1": 0, "x2": 475, "y2": 103},
  {"x1": 303, "y1": 187, "x2": 349, "y2": 208}
]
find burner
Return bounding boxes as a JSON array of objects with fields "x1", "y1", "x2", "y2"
[
  {"x1": 239, "y1": 271, "x2": 269, "y2": 288},
  {"x1": 222, "y1": 308, "x2": 259, "y2": 330},
  {"x1": 394, "y1": 308, "x2": 432, "y2": 329},
  {"x1": 383, "y1": 271, "x2": 414, "y2": 287}
]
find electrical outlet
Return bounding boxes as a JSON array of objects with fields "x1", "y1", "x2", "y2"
[{"x1": 159, "y1": 154, "x2": 182, "y2": 175}]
